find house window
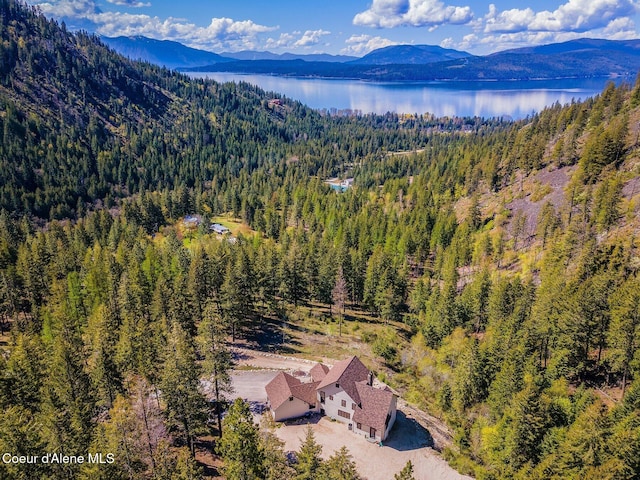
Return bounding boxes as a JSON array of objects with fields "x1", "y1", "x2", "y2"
[
  {"x1": 309, "y1": 403, "x2": 316, "y2": 409},
  {"x1": 338, "y1": 410, "x2": 350, "y2": 419},
  {"x1": 341, "y1": 399, "x2": 346, "y2": 407},
  {"x1": 329, "y1": 395, "x2": 334, "y2": 401},
  {"x1": 352, "y1": 403, "x2": 356, "y2": 410},
  {"x1": 289, "y1": 396, "x2": 293, "y2": 401},
  {"x1": 320, "y1": 391, "x2": 325, "y2": 403},
  {"x1": 370, "y1": 427, "x2": 376, "y2": 438},
  {"x1": 335, "y1": 383, "x2": 340, "y2": 388},
  {"x1": 356, "y1": 422, "x2": 362, "y2": 430}
]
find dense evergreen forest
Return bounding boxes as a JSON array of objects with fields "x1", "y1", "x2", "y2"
[{"x1": 1, "y1": 1, "x2": 639, "y2": 479}]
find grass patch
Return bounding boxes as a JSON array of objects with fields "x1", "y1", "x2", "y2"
[
  {"x1": 234, "y1": 364, "x2": 270, "y2": 371},
  {"x1": 275, "y1": 301, "x2": 411, "y2": 374},
  {"x1": 210, "y1": 215, "x2": 256, "y2": 236}
]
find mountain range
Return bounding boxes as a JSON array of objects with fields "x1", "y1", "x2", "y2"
[
  {"x1": 102, "y1": 36, "x2": 356, "y2": 68},
  {"x1": 102, "y1": 35, "x2": 640, "y2": 81},
  {"x1": 350, "y1": 44, "x2": 472, "y2": 65},
  {"x1": 220, "y1": 50, "x2": 356, "y2": 63},
  {"x1": 101, "y1": 35, "x2": 233, "y2": 69}
]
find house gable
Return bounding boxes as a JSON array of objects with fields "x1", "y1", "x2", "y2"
[{"x1": 316, "y1": 356, "x2": 370, "y2": 405}]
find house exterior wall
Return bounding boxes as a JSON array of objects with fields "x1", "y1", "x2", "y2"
[
  {"x1": 351, "y1": 394, "x2": 398, "y2": 442},
  {"x1": 352, "y1": 422, "x2": 371, "y2": 440},
  {"x1": 317, "y1": 384, "x2": 357, "y2": 426},
  {"x1": 273, "y1": 397, "x2": 315, "y2": 422},
  {"x1": 383, "y1": 395, "x2": 398, "y2": 440}
]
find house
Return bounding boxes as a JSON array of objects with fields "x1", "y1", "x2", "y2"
[
  {"x1": 210, "y1": 223, "x2": 230, "y2": 234},
  {"x1": 265, "y1": 356, "x2": 397, "y2": 442},
  {"x1": 316, "y1": 356, "x2": 397, "y2": 442},
  {"x1": 341, "y1": 178, "x2": 354, "y2": 188},
  {"x1": 325, "y1": 177, "x2": 354, "y2": 193},
  {"x1": 265, "y1": 372, "x2": 320, "y2": 421},
  {"x1": 183, "y1": 215, "x2": 202, "y2": 227}
]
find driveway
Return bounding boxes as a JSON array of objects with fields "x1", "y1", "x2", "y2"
[
  {"x1": 274, "y1": 415, "x2": 473, "y2": 480},
  {"x1": 229, "y1": 370, "x2": 279, "y2": 415}
]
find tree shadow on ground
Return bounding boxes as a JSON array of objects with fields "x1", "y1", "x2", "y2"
[{"x1": 194, "y1": 437, "x2": 221, "y2": 477}]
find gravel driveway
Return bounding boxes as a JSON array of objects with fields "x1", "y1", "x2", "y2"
[{"x1": 274, "y1": 416, "x2": 473, "y2": 480}]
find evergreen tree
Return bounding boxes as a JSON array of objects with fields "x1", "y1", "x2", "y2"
[
  {"x1": 197, "y1": 300, "x2": 234, "y2": 436},
  {"x1": 332, "y1": 266, "x2": 348, "y2": 335},
  {"x1": 394, "y1": 460, "x2": 416, "y2": 480},
  {"x1": 295, "y1": 425, "x2": 324, "y2": 480},
  {"x1": 324, "y1": 446, "x2": 361, "y2": 480},
  {"x1": 554, "y1": 401, "x2": 612, "y2": 477},
  {"x1": 259, "y1": 414, "x2": 295, "y2": 480},
  {"x1": 506, "y1": 382, "x2": 547, "y2": 469},
  {"x1": 608, "y1": 276, "x2": 640, "y2": 396},
  {"x1": 219, "y1": 399, "x2": 264, "y2": 480},
  {"x1": 160, "y1": 323, "x2": 209, "y2": 456}
]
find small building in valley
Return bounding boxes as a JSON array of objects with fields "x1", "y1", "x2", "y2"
[
  {"x1": 183, "y1": 214, "x2": 202, "y2": 227},
  {"x1": 210, "y1": 223, "x2": 230, "y2": 234}
]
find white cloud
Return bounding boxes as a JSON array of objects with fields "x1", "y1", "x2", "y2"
[
  {"x1": 265, "y1": 33, "x2": 298, "y2": 49},
  {"x1": 440, "y1": 0, "x2": 640, "y2": 53},
  {"x1": 35, "y1": 0, "x2": 98, "y2": 17},
  {"x1": 30, "y1": 0, "x2": 277, "y2": 51},
  {"x1": 106, "y1": 0, "x2": 150, "y2": 7},
  {"x1": 264, "y1": 30, "x2": 331, "y2": 50},
  {"x1": 94, "y1": 13, "x2": 276, "y2": 50},
  {"x1": 602, "y1": 16, "x2": 638, "y2": 38},
  {"x1": 340, "y1": 34, "x2": 400, "y2": 55},
  {"x1": 484, "y1": 0, "x2": 640, "y2": 34},
  {"x1": 294, "y1": 29, "x2": 331, "y2": 47},
  {"x1": 441, "y1": 33, "x2": 479, "y2": 51},
  {"x1": 353, "y1": 0, "x2": 474, "y2": 28}
]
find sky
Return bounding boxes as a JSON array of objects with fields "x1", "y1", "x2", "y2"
[{"x1": 27, "y1": 0, "x2": 640, "y2": 56}]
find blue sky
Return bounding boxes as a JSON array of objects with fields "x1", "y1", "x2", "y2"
[{"x1": 29, "y1": 0, "x2": 640, "y2": 55}]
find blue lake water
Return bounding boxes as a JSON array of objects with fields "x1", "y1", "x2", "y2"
[{"x1": 188, "y1": 72, "x2": 628, "y2": 120}]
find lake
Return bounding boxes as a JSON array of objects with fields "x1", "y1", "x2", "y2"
[{"x1": 187, "y1": 72, "x2": 627, "y2": 120}]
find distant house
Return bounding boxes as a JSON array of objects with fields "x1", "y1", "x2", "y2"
[
  {"x1": 265, "y1": 356, "x2": 397, "y2": 442},
  {"x1": 341, "y1": 178, "x2": 354, "y2": 188},
  {"x1": 325, "y1": 177, "x2": 354, "y2": 193},
  {"x1": 183, "y1": 214, "x2": 202, "y2": 227},
  {"x1": 210, "y1": 223, "x2": 230, "y2": 235}
]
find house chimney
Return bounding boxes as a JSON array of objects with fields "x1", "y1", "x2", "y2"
[{"x1": 368, "y1": 371, "x2": 373, "y2": 386}]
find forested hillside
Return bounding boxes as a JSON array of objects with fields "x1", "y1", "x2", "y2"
[{"x1": 1, "y1": 1, "x2": 640, "y2": 479}]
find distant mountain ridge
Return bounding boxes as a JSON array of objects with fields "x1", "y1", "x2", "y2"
[
  {"x1": 186, "y1": 38, "x2": 640, "y2": 81},
  {"x1": 350, "y1": 44, "x2": 472, "y2": 65},
  {"x1": 101, "y1": 36, "x2": 357, "y2": 69},
  {"x1": 101, "y1": 36, "x2": 233, "y2": 69},
  {"x1": 102, "y1": 35, "x2": 640, "y2": 82},
  {"x1": 497, "y1": 38, "x2": 640, "y2": 55},
  {"x1": 221, "y1": 50, "x2": 356, "y2": 63}
]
